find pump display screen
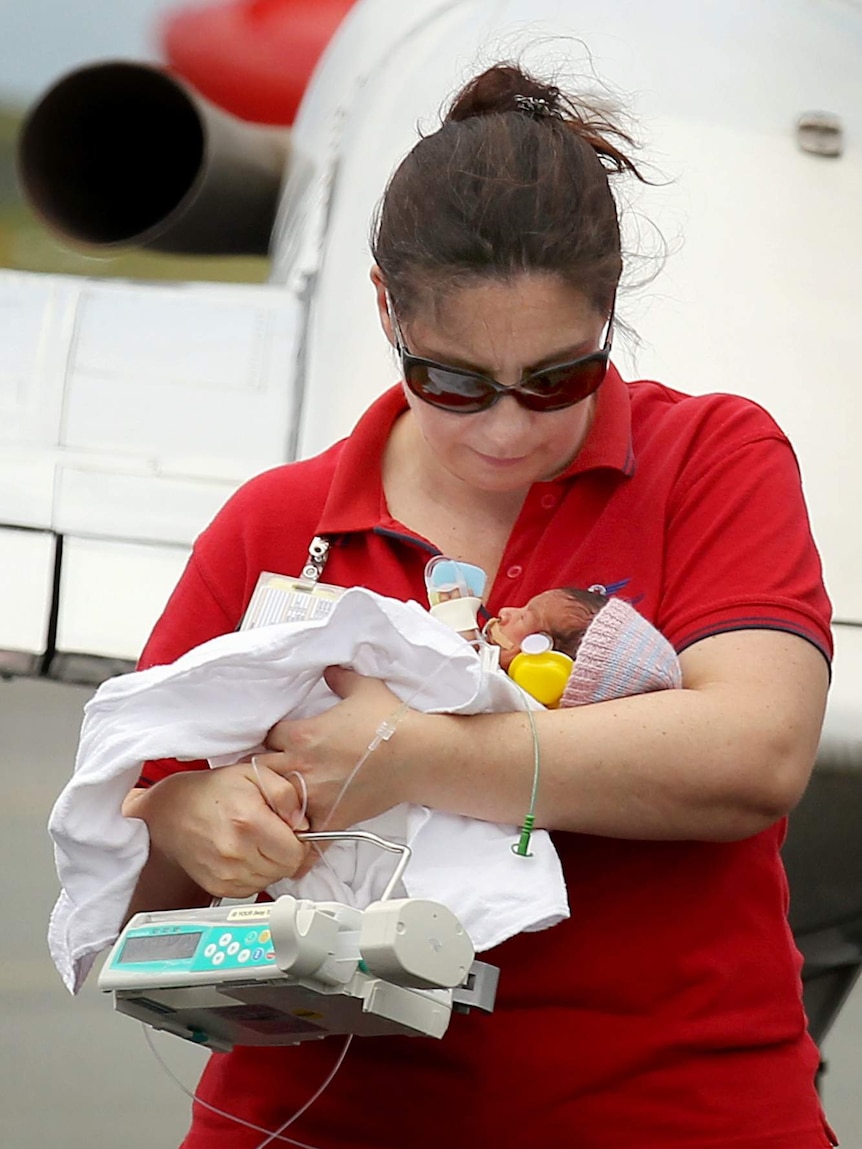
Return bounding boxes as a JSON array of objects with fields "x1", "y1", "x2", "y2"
[{"x1": 119, "y1": 931, "x2": 203, "y2": 964}]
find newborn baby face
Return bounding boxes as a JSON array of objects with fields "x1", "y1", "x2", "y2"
[{"x1": 485, "y1": 590, "x2": 571, "y2": 670}]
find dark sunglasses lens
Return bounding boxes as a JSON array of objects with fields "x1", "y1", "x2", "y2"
[
  {"x1": 405, "y1": 361, "x2": 495, "y2": 411},
  {"x1": 520, "y1": 355, "x2": 609, "y2": 410}
]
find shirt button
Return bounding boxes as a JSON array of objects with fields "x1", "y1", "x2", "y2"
[
  {"x1": 506, "y1": 565, "x2": 522, "y2": 579},
  {"x1": 540, "y1": 493, "x2": 557, "y2": 509}
]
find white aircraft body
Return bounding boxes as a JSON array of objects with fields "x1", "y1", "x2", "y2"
[{"x1": 1, "y1": 0, "x2": 860, "y2": 711}]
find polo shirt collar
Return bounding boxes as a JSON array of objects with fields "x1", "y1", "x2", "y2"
[
  {"x1": 317, "y1": 365, "x2": 634, "y2": 535},
  {"x1": 555, "y1": 364, "x2": 635, "y2": 480},
  {"x1": 317, "y1": 386, "x2": 407, "y2": 535}
]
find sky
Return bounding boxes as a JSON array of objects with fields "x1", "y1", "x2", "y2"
[{"x1": 0, "y1": 0, "x2": 180, "y2": 105}]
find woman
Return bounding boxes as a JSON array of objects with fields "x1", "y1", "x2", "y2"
[{"x1": 122, "y1": 63, "x2": 835, "y2": 1148}]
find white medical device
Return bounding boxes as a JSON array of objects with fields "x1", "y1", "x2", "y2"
[{"x1": 99, "y1": 885, "x2": 498, "y2": 1052}]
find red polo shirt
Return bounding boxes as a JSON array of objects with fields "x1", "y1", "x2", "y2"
[{"x1": 137, "y1": 369, "x2": 835, "y2": 1149}]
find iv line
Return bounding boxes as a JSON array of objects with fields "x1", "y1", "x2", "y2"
[
  {"x1": 507, "y1": 684, "x2": 542, "y2": 857},
  {"x1": 318, "y1": 695, "x2": 411, "y2": 831},
  {"x1": 143, "y1": 1024, "x2": 352, "y2": 1149}
]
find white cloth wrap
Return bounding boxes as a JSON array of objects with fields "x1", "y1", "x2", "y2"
[{"x1": 48, "y1": 588, "x2": 569, "y2": 993}]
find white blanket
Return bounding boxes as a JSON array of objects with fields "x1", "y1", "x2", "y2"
[{"x1": 48, "y1": 588, "x2": 569, "y2": 993}]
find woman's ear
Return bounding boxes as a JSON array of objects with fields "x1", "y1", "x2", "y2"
[{"x1": 370, "y1": 265, "x2": 395, "y2": 346}]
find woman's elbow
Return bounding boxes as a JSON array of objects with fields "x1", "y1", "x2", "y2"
[{"x1": 711, "y1": 739, "x2": 818, "y2": 841}]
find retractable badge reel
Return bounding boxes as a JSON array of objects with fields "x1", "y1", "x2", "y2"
[{"x1": 240, "y1": 537, "x2": 346, "y2": 629}]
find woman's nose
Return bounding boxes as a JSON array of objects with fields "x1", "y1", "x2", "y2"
[{"x1": 476, "y1": 391, "x2": 533, "y2": 436}]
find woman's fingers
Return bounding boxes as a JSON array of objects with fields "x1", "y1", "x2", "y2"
[
  {"x1": 130, "y1": 764, "x2": 310, "y2": 900},
  {"x1": 219, "y1": 763, "x2": 310, "y2": 878},
  {"x1": 186, "y1": 803, "x2": 307, "y2": 896},
  {"x1": 322, "y1": 664, "x2": 366, "y2": 697},
  {"x1": 249, "y1": 759, "x2": 309, "y2": 830},
  {"x1": 250, "y1": 807, "x2": 310, "y2": 875}
]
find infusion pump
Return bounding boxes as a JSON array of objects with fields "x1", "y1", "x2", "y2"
[{"x1": 99, "y1": 895, "x2": 499, "y2": 1052}]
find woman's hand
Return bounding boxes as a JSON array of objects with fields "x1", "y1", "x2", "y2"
[
  {"x1": 255, "y1": 666, "x2": 419, "y2": 831},
  {"x1": 122, "y1": 761, "x2": 310, "y2": 900}
]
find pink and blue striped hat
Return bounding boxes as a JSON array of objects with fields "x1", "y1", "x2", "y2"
[{"x1": 561, "y1": 597, "x2": 682, "y2": 707}]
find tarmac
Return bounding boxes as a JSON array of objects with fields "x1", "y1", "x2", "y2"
[{"x1": 1, "y1": 675, "x2": 859, "y2": 1148}]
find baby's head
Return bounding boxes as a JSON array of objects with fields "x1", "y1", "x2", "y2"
[
  {"x1": 485, "y1": 587, "x2": 608, "y2": 670},
  {"x1": 487, "y1": 589, "x2": 683, "y2": 707}
]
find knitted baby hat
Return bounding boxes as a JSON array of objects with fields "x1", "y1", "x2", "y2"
[{"x1": 561, "y1": 597, "x2": 682, "y2": 707}]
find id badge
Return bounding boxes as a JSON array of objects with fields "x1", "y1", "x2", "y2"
[{"x1": 240, "y1": 571, "x2": 347, "y2": 629}]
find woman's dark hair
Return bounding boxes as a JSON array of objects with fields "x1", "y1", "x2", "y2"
[{"x1": 371, "y1": 62, "x2": 645, "y2": 319}]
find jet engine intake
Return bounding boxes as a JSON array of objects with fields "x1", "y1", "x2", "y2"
[{"x1": 17, "y1": 60, "x2": 289, "y2": 256}]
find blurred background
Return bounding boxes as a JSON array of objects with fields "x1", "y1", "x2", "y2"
[{"x1": 1, "y1": 2, "x2": 859, "y2": 1146}]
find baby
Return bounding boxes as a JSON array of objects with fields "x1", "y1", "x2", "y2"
[{"x1": 464, "y1": 583, "x2": 681, "y2": 706}]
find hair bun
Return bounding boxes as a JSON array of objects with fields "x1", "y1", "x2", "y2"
[
  {"x1": 444, "y1": 63, "x2": 639, "y2": 179},
  {"x1": 446, "y1": 63, "x2": 560, "y2": 123}
]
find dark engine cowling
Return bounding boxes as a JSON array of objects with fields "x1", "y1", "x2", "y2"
[{"x1": 17, "y1": 60, "x2": 289, "y2": 256}]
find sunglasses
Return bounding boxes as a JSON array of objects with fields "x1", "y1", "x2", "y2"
[{"x1": 387, "y1": 294, "x2": 614, "y2": 414}]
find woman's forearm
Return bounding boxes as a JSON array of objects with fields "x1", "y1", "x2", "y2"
[
  {"x1": 121, "y1": 786, "x2": 208, "y2": 924},
  {"x1": 401, "y1": 631, "x2": 829, "y2": 842},
  {"x1": 122, "y1": 838, "x2": 209, "y2": 927},
  {"x1": 405, "y1": 691, "x2": 780, "y2": 840}
]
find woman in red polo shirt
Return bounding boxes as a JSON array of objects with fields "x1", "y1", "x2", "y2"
[{"x1": 123, "y1": 62, "x2": 836, "y2": 1149}]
